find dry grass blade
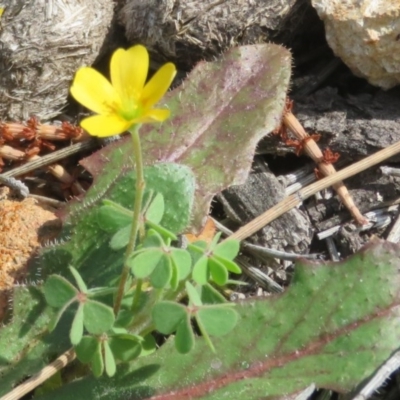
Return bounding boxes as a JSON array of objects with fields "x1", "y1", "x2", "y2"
[
  {"x1": 0, "y1": 349, "x2": 76, "y2": 400},
  {"x1": 282, "y1": 110, "x2": 367, "y2": 225},
  {"x1": 228, "y1": 139, "x2": 400, "y2": 241}
]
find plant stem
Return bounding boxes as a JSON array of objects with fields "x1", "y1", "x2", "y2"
[
  {"x1": 131, "y1": 279, "x2": 143, "y2": 312},
  {"x1": 113, "y1": 124, "x2": 145, "y2": 315}
]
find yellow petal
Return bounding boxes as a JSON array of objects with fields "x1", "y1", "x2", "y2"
[
  {"x1": 71, "y1": 67, "x2": 120, "y2": 114},
  {"x1": 111, "y1": 45, "x2": 149, "y2": 102},
  {"x1": 138, "y1": 109, "x2": 171, "y2": 123},
  {"x1": 140, "y1": 63, "x2": 176, "y2": 109},
  {"x1": 80, "y1": 114, "x2": 131, "y2": 137}
]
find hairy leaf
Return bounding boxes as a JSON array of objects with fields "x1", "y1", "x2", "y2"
[
  {"x1": 34, "y1": 241, "x2": 400, "y2": 399},
  {"x1": 80, "y1": 44, "x2": 291, "y2": 229}
]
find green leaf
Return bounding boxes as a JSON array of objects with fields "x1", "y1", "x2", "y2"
[
  {"x1": 185, "y1": 281, "x2": 202, "y2": 307},
  {"x1": 129, "y1": 249, "x2": 163, "y2": 279},
  {"x1": 152, "y1": 302, "x2": 187, "y2": 334},
  {"x1": 170, "y1": 248, "x2": 191, "y2": 280},
  {"x1": 109, "y1": 224, "x2": 131, "y2": 250},
  {"x1": 192, "y1": 255, "x2": 209, "y2": 285},
  {"x1": 83, "y1": 300, "x2": 115, "y2": 335},
  {"x1": 44, "y1": 275, "x2": 77, "y2": 308},
  {"x1": 91, "y1": 345, "x2": 104, "y2": 378},
  {"x1": 209, "y1": 232, "x2": 222, "y2": 250},
  {"x1": 47, "y1": 240, "x2": 400, "y2": 399},
  {"x1": 142, "y1": 230, "x2": 164, "y2": 248},
  {"x1": 199, "y1": 283, "x2": 227, "y2": 304},
  {"x1": 108, "y1": 335, "x2": 142, "y2": 362},
  {"x1": 70, "y1": 304, "x2": 84, "y2": 345},
  {"x1": 103, "y1": 341, "x2": 116, "y2": 377},
  {"x1": 140, "y1": 334, "x2": 157, "y2": 357},
  {"x1": 96, "y1": 203, "x2": 132, "y2": 232},
  {"x1": 213, "y1": 254, "x2": 242, "y2": 274},
  {"x1": 197, "y1": 307, "x2": 238, "y2": 336},
  {"x1": 87, "y1": 287, "x2": 116, "y2": 298},
  {"x1": 69, "y1": 266, "x2": 88, "y2": 294},
  {"x1": 48, "y1": 307, "x2": 67, "y2": 333},
  {"x1": 175, "y1": 318, "x2": 195, "y2": 354},
  {"x1": 169, "y1": 259, "x2": 179, "y2": 291},
  {"x1": 208, "y1": 257, "x2": 228, "y2": 286},
  {"x1": 145, "y1": 220, "x2": 177, "y2": 241},
  {"x1": 150, "y1": 255, "x2": 172, "y2": 288},
  {"x1": 75, "y1": 336, "x2": 99, "y2": 363},
  {"x1": 213, "y1": 239, "x2": 240, "y2": 259},
  {"x1": 145, "y1": 192, "x2": 165, "y2": 224}
]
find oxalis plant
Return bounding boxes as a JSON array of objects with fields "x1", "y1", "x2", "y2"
[
  {"x1": 4, "y1": 43, "x2": 400, "y2": 399},
  {"x1": 44, "y1": 45, "x2": 242, "y2": 377}
]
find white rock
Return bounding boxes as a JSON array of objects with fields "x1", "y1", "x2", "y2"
[{"x1": 311, "y1": 0, "x2": 400, "y2": 89}]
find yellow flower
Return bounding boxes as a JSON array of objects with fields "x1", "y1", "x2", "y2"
[{"x1": 70, "y1": 45, "x2": 176, "y2": 137}]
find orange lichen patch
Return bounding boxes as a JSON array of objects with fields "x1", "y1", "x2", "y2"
[
  {"x1": 0, "y1": 188, "x2": 61, "y2": 321},
  {"x1": 185, "y1": 217, "x2": 216, "y2": 244}
]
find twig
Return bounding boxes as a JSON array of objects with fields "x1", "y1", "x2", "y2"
[
  {"x1": 0, "y1": 140, "x2": 96, "y2": 178},
  {"x1": 227, "y1": 139, "x2": 400, "y2": 241},
  {"x1": 282, "y1": 110, "x2": 367, "y2": 225},
  {"x1": 277, "y1": 163, "x2": 314, "y2": 187},
  {"x1": 236, "y1": 256, "x2": 284, "y2": 294},
  {"x1": 0, "y1": 176, "x2": 29, "y2": 197},
  {"x1": 213, "y1": 218, "x2": 320, "y2": 261},
  {"x1": 380, "y1": 165, "x2": 400, "y2": 178},
  {"x1": 0, "y1": 348, "x2": 76, "y2": 400},
  {"x1": 325, "y1": 237, "x2": 340, "y2": 261},
  {"x1": 317, "y1": 206, "x2": 398, "y2": 240},
  {"x1": 386, "y1": 211, "x2": 400, "y2": 243},
  {"x1": 351, "y1": 351, "x2": 400, "y2": 400}
]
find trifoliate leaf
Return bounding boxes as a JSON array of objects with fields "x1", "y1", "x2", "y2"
[
  {"x1": 208, "y1": 257, "x2": 229, "y2": 286},
  {"x1": 175, "y1": 317, "x2": 195, "y2": 354},
  {"x1": 83, "y1": 300, "x2": 115, "y2": 335},
  {"x1": 192, "y1": 255, "x2": 209, "y2": 285},
  {"x1": 91, "y1": 345, "x2": 104, "y2": 378},
  {"x1": 75, "y1": 336, "x2": 99, "y2": 363},
  {"x1": 103, "y1": 341, "x2": 116, "y2": 377},
  {"x1": 129, "y1": 249, "x2": 163, "y2": 279},
  {"x1": 171, "y1": 248, "x2": 192, "y2": 280},
  {"x1": 110, "y1": 224, "x2": 131, "y2": 250},
  {"x1": 97, "y1": 203, "x2": 132, "y2": 232},
  {"x1": 152, "y1": 302, "x2": 187, "y2": 334},
  {"x1": 199, "y1": 283, "x2": 227, "y2": 304},
  {"x1": 44, "y1": 275, "x2": 77, "y2": 308},
  {"x1": 213, "y1": 255, "x2": 242, "y2": 274},
  {"x1": 150, "y1": 255, "x2": 172, "y2": 288},
  {"x1": 185, "y1": 281, "x2": 202, "y2": 307},
  {"x1": 109, "y1": 335, "x2": 142, "y2": 362},
  {"x1": 213, "y1": 239, "x2": 240, "y2": 260},
  {"x1": 69, "y1": 266, "x2": 88, "y2": 294},
  {"x1": 145, "y1": 192, "x2": 165, "y2": 224},
  {"x1": 70, "y1": 304, "x2": 84, "y2": 345},
  {"x1": 197, "y1": 307, "x2": 238, "y2": 336}
]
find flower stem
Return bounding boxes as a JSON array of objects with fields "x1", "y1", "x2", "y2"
[{"x1": 113, "y1": 124, "x2": 145, "y2": 315}]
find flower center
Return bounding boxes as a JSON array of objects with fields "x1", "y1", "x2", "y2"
[{"x1": 118, "y1": 95, "x2": 143, "y2": 121}]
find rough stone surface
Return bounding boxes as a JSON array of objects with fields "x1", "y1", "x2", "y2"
[
  {"x1": 311, "y1": 0, "x2": 400, "y2": 89},
  {"x1": 119, "y1": 0, "x2": 300, "y2": 69},
  {"x1": 218, "y1": 160, "x2": 313, "y2": 255},
  {"x1": 0, "y1": 0, "x2": 114, "y2": 121},
  {"x1": 257, "y1": 86, "x2": 400, "y2": 162}
]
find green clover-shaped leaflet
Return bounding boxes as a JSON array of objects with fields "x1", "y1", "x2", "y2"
[
  {"x1": 75, "y1": 330, "x2": 142, "y2": 377},
  {"x1": 191, "y1": 234, "x2": 241, "y2": 286}
]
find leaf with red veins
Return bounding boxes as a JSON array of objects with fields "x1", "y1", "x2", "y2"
[
  {"x1": 80, "y1": 44, "x2": 291, "y2": 230},
  {"x1": 36, "y1": 240, "x2": 400, "y2": 399}
]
